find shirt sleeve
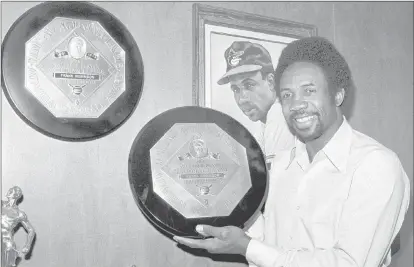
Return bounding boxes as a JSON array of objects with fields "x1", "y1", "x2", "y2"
[
  {"x1": 245, "y1": 213, "x2": 265, "y2": 267},
  {"x1": 245, "y1": 213, "x2": 265, "y2": 241},
  {"x1": 245, "y1": 150, "x2": 410, "y2": 267}
]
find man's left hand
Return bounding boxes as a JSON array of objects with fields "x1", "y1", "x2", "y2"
[{"x1": 173, "y1": 225, "x2": 251, "y2": 256}]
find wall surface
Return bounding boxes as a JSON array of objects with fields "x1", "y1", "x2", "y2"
[
  {"x1": 1, "y1": 2, "x2": 412, "y2": 267},
  {"x1": 333, "y1": 3, "x2": 413, "y2": 267}
]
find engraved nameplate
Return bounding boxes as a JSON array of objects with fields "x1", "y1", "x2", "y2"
[
  {"x1": 150, "y1": 123, "x2": 252, "y2": 218},
  {"x1": 25, "y1": 17, "x2": 126, "y2": 118}
]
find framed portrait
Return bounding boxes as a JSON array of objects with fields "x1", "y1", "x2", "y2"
[{"x1": 193, "y1": 4, "x2": 317, "y2": 136}]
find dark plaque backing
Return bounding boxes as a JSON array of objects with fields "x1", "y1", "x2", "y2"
[
  {"x1": 128, "y1": 106, "x2": 268, "y2": 238},
  {"x1": 1, "y1": 1, "x2": 144, "y2": 141}
]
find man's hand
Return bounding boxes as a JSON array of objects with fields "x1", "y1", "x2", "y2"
[{"x1": 173, "y1": 225, "x2": 251, "y2": 256}]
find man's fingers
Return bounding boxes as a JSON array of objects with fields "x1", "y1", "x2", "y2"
[
  {"x1": 196, "y1": 225, "x2": 229, "y2": 239},
  {"x1": 173, "y1": 236, "x2": 206, "y2": 249},
  {"x1": 173, "y1": 236, "x2": 222, "y2": 252},
  {"x1": 195, "y1": 225, "x2": 209, "y2": 237},
  {"x1": 173, "y1": 236, "x2": 217, "y2": 250}
]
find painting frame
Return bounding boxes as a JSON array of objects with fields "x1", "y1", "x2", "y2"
[{"x1": 192, "y1": 3, "x2": 317, "y2": 108}]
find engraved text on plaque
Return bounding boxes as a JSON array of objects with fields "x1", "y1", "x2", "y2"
[
  {"x1": 150, "y1": 123, "x2": 252, "y2": 218},
  {"x1": 25, "y1": 17, "x2": 126, "y2": 118}
]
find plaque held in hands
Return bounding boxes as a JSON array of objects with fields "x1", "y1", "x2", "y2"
[{"x1": 128, "y1": 106, "x2": 268, "y2": 238}]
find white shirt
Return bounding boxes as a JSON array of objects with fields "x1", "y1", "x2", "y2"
[
  {"x1": 256, "y1": 100, "x2": 295, "y2": 166},
  {"x1": 246, "y1": 118, "x2": 410, "y2": 267}
]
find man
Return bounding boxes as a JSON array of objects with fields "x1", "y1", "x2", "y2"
[
  {"x1": 68, "y1": 36, "x2": 86, "y2": 59},
  {"x1": 174, "y1": 37, "x2": 411, "y2": 267},
  {"x1": 217, "y1": 41, "x2": 294, "y2": 166},
  {"x1": 2, "y1": 186, "x2": 36, "y2": 267}
]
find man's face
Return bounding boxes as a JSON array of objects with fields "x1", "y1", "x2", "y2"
[
  {"x1": 279, "y1": 61, "x2": 338, "y2": 143},
  {"x1": 192, "y1": 140, "x2": 206, "y2": 157},
  {"x1": 194, "y1": 142, "x2": 203, "y2": 155},
  {"x1": 229, "y1": 71, "x2": 274, "y2": 122},
  {"x1": 76, "y1": 39, "x2": 83, "y2": 52}
]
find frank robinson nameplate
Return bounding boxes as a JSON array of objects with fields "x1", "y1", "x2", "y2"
[
  {"x1": 129, "y1": 107, "x2": 268, "y2": 237},
  {"x1": 1, "y1": 2, "x2": 144, "y2": 141}
]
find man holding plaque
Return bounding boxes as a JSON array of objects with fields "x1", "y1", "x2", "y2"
[
  {"x1": 174, "y1": 37, "x2": 411, "y2": 267},
  {"x1": 217, "y1": 41, "x2": 295, "y2": 167}
]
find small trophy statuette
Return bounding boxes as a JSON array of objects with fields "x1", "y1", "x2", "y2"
[{"x1": 1, "y1": 186, "x2": 35, "y2": 267}]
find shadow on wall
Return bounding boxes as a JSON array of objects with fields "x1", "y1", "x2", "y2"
[
  {"x1": 342, "y1": 76, "x2": 356, "y2": 120},
  {"x1": 393, "y1": 198, "x2": 414, "y2": 263}
]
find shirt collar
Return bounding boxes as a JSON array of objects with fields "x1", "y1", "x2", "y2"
[
  {"x1": 261, "y1": 99, "x2": 280, "y2": 126},
  {"x1": 286, "y1": 117, "x2": 353, "y2": 172},
  {"x1": 267, "y1": 100, "x2": 279, "y2": 118}
]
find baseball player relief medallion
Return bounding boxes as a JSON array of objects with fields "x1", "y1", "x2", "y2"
[
  {"x1": 1, "y1": 2, "x2": 144, "y2": 141},
  {"x1": 128, "y1": 106, "x2": 268, "y2": 237}
]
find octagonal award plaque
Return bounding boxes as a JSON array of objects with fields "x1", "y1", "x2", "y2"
[
  {"x1": 1, "y1": 2, "x2": 144, "y2": 141},
  {"x1": 129, "y1": 106, "x2": 268, "y2": 238}
]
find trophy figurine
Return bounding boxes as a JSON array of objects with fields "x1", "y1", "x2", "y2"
[{"x1": 1, "y1": 186, "x2": 36, "y2": 267}]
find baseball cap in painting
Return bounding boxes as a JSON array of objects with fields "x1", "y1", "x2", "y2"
[{"x1": 217, "y1": 41, "x2": 274, "y2": 85}]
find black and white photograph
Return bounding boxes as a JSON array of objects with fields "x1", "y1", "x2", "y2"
[{"x1": 1, "y1": 2, "x2": 412, "y2": 267}]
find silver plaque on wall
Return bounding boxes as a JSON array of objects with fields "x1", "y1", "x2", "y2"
[{"x1": 2, "y1": 2, "x2": 144, "y2": 141}]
